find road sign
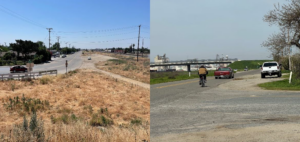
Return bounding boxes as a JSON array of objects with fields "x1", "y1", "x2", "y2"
[{"x1": 26, "y1": 63, "x2": 34, "y2": 68}]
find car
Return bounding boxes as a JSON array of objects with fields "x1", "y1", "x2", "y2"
[
  {"x1": 10, "y1": 66, "x2": 28, "y2": 73},
  {"x1": 61, "y1": 54, "x2": 66, "y2": 58},
  {"x1": 214, "y1": 67, "x2": 234, "y2": 79},
  {"x1": 244, "y1": 68, "x2": 248, "y2": 71},
  {"x1": 234, "y1": 69, "x2": 238, "y2": 72},
  {"x1": 261, "y1": 61, "x2": 282, "y2": 78},
  {"x1": 88, "y1": 57, "x2": 91, "y2": 60}
]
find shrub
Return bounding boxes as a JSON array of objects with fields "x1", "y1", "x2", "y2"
[
  {"x1": 39, "y1": 75, "x2": 53, "y2": 84},
  {"x1": 12, "y1": 112, "x2": 45, "y2": 142},
  {"x1": 3, "y1": 94, "x2": 50, "y2": 114}
]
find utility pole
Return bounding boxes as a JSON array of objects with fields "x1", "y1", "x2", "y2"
[
  {"x1": 137, "y1": 25, "x2": 141, "y2": 62},
  {"x1": 288, "y1": 28, "x2": 291, "y2": 71},
  {"x1": 57, "y1": 36, "x2": 60, "y2": 44},
  {"x1": 142, "y1": 38, "x2": 144, "y2": 57},
  {"x1": 56, "y1": 36, "x2": 60, "y2": 51},
  {"x1": 46, "y1": 28, "x2": 53, "y2": 50}
]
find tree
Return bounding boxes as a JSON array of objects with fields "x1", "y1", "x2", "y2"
[
  {"x1": 10, "y1": 40, "x2": 22, "y2": 58},
  {"x1": 262, "y1": 28, "x2": 289, "y2": 62},
  {"x1": 52, "y1": 42, "x2": 60, "y2": 51},
  {"x1": 263, "y1": 0, "x2": 300, "y2": 77},
  {"x1": 264, "y1": 0, "x2": 300, "y2": 49}
]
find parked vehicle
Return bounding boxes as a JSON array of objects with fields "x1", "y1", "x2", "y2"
[
  {"x1": 10, "y1": 66, "x2": 28, "y2": 73},
  {"x1": 261, "y1": 61, "x2": 282, "y2": 78},
  {"x1": 214, "y1": 67, "x2": 234, "y2": 79},
  {"x1": 88, "y1": 57, "x2": 91, "y2": 60},
  {"x1": 244, "y1": 68, "x2": 248, "y2": 71},
  {"x1": 61, "y1": 54, "x2": 66, "y2": 58}
]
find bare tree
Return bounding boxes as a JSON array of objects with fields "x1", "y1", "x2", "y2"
[
  {"x1": 262, "y1": 28, "x2": 289, "y2": 62},
  {"x1": 263, "y1": 0, "x2": 300, "y2": 48}
]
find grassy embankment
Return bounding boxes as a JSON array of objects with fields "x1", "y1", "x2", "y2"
[
  {"x1": 258, "y1": 71, "x2": 300, "y2": 91},
  {"x1": 227, "y1": 60, "x2": 272, "y2": 71},
  {"x1": 0, "y1": 69, "x2": 150, "y2": 142},
  {"x1": 150, "y1": 71, "x2": 215, "y2": 85}
]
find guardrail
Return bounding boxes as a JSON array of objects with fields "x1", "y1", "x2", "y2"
[{"x1": 0, "y1": 70, "x2": 57, "y2": 81}]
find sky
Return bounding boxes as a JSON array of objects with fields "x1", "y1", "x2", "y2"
[
  {"x1": 150, "y1": 0, "x2": 294, "y2": 62},
  {"x1": 0, "y1": 0, "x2": 149, "y2": 49}
]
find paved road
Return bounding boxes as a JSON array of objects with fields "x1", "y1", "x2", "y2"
[
  {"x1": 150, "y1": 69, "x2": 300, "y2": 140},
  {"x1": 0, "y1": 51, "x2": 83, "y2": 74}
]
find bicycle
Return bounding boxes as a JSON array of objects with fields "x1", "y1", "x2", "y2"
[{"x1": 199, "y1": 75, "x2": 205, "y2": 87}]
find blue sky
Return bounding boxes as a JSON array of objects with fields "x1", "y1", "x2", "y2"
[
  {"x1": 0, "y1": 0, "x2": 149, "y2": 49},
  {"x1": 150, "y1": 0, "x2": 292, "y2": 61}
]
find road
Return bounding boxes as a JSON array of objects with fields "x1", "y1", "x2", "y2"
[
  {"x1": 0, "y1": 51, "x2": 83, "y2": 74},
  {"x1": 151, "y1": 69, "x2": 300, "y2": 141}
]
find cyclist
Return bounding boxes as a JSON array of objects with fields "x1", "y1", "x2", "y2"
[{"x1": 198, "y1": 65, "x2": 208, "y2": 84}]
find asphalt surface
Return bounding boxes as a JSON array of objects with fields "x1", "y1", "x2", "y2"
[
  {"x1": 0, "y1": 51, "x2": 83, "y2": 74},
  {"x1": 150, "y1": 69, "x2": 300, "y2": 139}
]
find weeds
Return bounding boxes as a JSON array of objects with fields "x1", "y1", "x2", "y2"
[
  {"x1": 11, "y1": 82, "x2": 15, "y2": 91},
  {"x1": 131, "y1": 118, "x2": 142, "y2": 125},
  {"x1": 9, "y1": 112, "x2": 46, "y2": 142},
  {"x1": 90, "y1": 113, "x2": 113, "y2": 127},
  {"x1": 3, "y1": 94, "x2": 50, "y2": 114},
  {"x1": 40, "y1": 76, "x2": 52, "y2": 85}
]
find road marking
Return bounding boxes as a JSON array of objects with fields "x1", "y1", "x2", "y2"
[{"x1": 156, "y1": 78, "x2": 213, "y2": 89}]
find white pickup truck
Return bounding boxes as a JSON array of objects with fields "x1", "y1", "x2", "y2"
[{"x1": 261, "y1": 61, "x2": 282, "y2": 78}]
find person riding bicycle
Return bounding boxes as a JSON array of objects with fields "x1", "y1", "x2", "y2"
[{"x1": 198, "y1": 65, "x2": 208, "y2": 83}]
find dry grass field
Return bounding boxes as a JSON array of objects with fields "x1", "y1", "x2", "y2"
[
  {"x1": 0, "y1": 69, "x2": 150, "y2": 142},
  {"x1": 92, "y1": 52, "x2": 150, "y2": 84}
]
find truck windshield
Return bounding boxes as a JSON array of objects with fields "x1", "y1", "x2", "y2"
[
  {"x1": 263, "y1": 63, "x2": 277, "y2": 67},
  {"x1": 218, "y1": 68, "x2": 230, "y2": 71}
]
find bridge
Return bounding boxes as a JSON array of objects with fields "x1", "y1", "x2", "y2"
[{"x1": 150, "y1": 59, "x2": 237, "y2": 72}]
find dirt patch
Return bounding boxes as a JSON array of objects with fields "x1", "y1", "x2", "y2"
[
  {"x1": 152, "y1": 123, "x2": 300, "y2": 142},
  {"x1": 218, "y1": 74, "x2": 285, "y2": 91},
  {"x1": 95, "y1": 52, "x2": 150, "y2": 84},
  {"x1": 80, "y1": 52, "x2": 150, "y2": 89}
]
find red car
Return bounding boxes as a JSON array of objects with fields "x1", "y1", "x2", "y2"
[
  {"x1": 214, "y1": 67, "x2": 234, "y2": 79},
  {"x1": 10, "y1": 66, "x2": 28, "y2": 73}
]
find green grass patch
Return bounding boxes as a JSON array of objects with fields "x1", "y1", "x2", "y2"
[
  {"x1": 258, "y1": 78, "x2": 300, "y2": 90},
  {"x1": 150, "y1": 71, "x2": 215, "y2": 85},
  {"x1": 108, "y1": 59, "x2": 127, "y2": 64},
  {"x1": 228, "y1": 60, "x2": 272, "y2": 70}
]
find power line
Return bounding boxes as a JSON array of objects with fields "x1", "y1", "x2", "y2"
[
  {"x1": 68, "y1": 37, "x2": 138, "y2": 44},
  {"x1": 56, "y1": 31, "x2": 138, "y2": 39},
  {"x1": 54, "y1": 25, "x2": 139, "y2": 34},
  {"x1": 0, "y1": 5, "x2": 47, "y2": 29}
]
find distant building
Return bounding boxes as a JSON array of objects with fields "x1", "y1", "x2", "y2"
[{"x1": 154, "y1": 54, "x2": 169, "y2": 71}]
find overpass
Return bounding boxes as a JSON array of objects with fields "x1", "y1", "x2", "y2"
[{"x1": 150, "y1": 60, "x2": 235, "y2": 72}]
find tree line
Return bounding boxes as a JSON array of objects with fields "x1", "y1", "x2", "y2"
[{"x1": 0, "y1": 40, "x2": 80, "y2": 64}]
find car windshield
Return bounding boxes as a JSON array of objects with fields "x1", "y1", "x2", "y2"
[
  {"x1": 219, "y1": 68, "x2": 230, "y2": 71},
  {"x1": 263, "y1": 63, "x2": 277, "y2": 67}
]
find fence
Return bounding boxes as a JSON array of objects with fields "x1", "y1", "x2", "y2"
[{"x1": 0, "y1": 70, "x2": 57, "y2": 81}]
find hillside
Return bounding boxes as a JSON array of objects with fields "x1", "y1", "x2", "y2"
[{"x1": 228, "y1": 60, "x2": 272, "y2": 70}]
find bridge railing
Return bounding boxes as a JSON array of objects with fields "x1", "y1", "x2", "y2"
[{"x1": 0, "y1": 70, "x2": 57, "y2": 81}]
